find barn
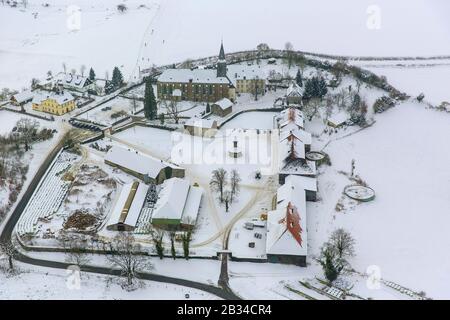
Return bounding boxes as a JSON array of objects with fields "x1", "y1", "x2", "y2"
[
  {"x1": 184, "y1": 118, "x2": 218, "y2": 138},
  {"x1": 106, "y1": 181, "x2": 149, "y2": 232},
  {"x1": 211, "y1": 98, "x2": 233, "y2": 117},
  {"x1": 151, "y1": 178, "x2": 203, "y2": 231},
  {"x1": 105, "y1": 146, "x2": 185, "y2": 184}
]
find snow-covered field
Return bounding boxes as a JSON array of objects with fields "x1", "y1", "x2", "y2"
[
  {"x1": 3, "y1": 0, "x2": 450, "y2": 91},
  {"x1": 308, "y1": 101, "x2": 450, "y2": 299},
  {"x1": 365, "y1": 65, "x2": 450, "y2": 105}
]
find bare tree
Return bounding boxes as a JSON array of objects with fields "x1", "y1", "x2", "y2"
[
  {"x1": 65, "y1": 237, "x2": 91, "y2": 271},
  {"x1": 210, "y1": 168, "x2": 227, "y2": 203},
  {"x1": 285, "y1": 42, "x2": 294, "y2": 68},
  {"x1": 0, "y1": 241, "x2": 16, "y2": 272},
  {"x1": 129, "y1": 94, "x2": 138, "y2": 115},
  {"x1": 329, "y1": 228, "x2": 355, "y2": 260},
  {"x1": 223, "y1": 190, "x2": 231, "y2": 213},
  {"x1": 169, "y1": 232, "x2": 176, "y2": 260},
  {"x1": 117, "y1": 3, "x2": 128, "y2": 13},
  {"x1": 30, "y1": 78, "x2": 40, "y2": 90},
  {"x1": 107, "y1": 232, "x2": 152, "y2": 288},
  {"x1": 80, "y1": 65, "x2": 86, "y2": 77},
  {"x1": 304, "y1": 98, "x2": 322, "y2": 121},
  {"x1": 230, "y1": 169, "x2": 241, "y2": 204},
  {"x1": 163, "y1": 100, "x2": 181, "y2": 124},
  {"x1": 151, "y1": 229, "x2": 165, "y2": 259},
  {"x1": 16, "y1": 118, "x2": 39, "y2": 152}
]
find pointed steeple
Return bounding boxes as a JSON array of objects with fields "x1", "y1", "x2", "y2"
[
  {"x1": 219, "y1": 41, "x2": 226, "y2": 61},
  {"x1": 217, "y1": 40, "x2": 227, "y2": 78}
]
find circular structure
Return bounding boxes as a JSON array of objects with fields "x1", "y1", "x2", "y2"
[
  {"x1": 344, "y1": 185, "x2": 376, "y2": 202},
  {"x1": 306, "y1": 151, "x2": 326, "y2": 162}
]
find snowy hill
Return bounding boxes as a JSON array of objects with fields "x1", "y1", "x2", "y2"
[{"x1": 2, "y1": 0, "x2": 450, "y2": 93}]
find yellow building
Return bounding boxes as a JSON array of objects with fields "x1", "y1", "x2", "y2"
[{"x1": 32, "y1": 90, "x2": 76, "y2": 116}]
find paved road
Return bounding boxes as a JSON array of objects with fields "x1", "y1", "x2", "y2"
[{"x1": 0, "y1": 135, "x2": 240, "y2": 300}]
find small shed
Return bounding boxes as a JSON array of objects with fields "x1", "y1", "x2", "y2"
[
  {"x1": 211, "y1": 98, "x2": 233, "y2": 117},
  {"x1": 184, "y1": 118, "x2": 218, "y2": 138},
  {"x1": 327, "y1": 112, "x2": 349, "y2": 128},
  {"x1": 10, "y1": 90, "x2": 34, "y2": 106}
]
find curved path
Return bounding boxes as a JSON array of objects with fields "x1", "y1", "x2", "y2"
[{"x1": 0, "y1": 136, "x2": 240, "y2": 301}]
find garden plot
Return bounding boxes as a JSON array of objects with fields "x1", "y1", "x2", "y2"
[
  {"x1": 58, "y1": 164, "x2": 117, "y2": 233},
  {"x1": 75, "y1": 97, "x2": 143, "y2": 126},
  {"x1": 15, "y1": 151, "x2": 80, "y2": 239}
]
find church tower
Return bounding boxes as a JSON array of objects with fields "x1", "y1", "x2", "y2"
[{"x1": 217, "y1": 41, "x2": 227, "y2": 78}]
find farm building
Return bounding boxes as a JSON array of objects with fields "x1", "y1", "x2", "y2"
[
  {"x1": 284, "y1": 174, "x2": 317, "y2": 202},
  {"x1": 10, "y1": 89, "x2": 34, "y2": 106},
  {"x1": 104, "y1": 146, "x2": 185, "y2": 184},
  {"x1": 151, "y1": 178, "x2": 203, "y2": 231},
  {"x1": 266, "y1": 177, "x2": 309, "y2": 267},
  {"x1": 286, "y1": 82, "x2": 303, "y2": 105},
  {"x1": 211, "y1": 98, "x2": 233, "y2": 117},
  {"x1": 327, "y1": 111, "x2": 349, "y2": 128},
  {"x1": 106, "y1": 181, "x2": 149, "y2": 232},
  {"x1": 184, "y1": 118, "x2": 218, "y2": 137}
]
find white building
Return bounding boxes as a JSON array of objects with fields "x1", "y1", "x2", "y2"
[
  {"x1": 266, "y1": 175, "x2": 313, "y2": 266},
  {"x1": 107, "y1": 181, "x2": 149, "y2": 231},
  {"x1": 105, "y1": 146, "x2": 185, "y2": 184}
]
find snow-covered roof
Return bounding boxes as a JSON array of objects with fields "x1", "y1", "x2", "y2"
[
  {"x1": 152, "y1": 178, "x2": 203, "y2": 224},
  {"x1": 286, "y1": 82, "x2": 304, "y2": 97},
  {"x1": 32, "y1": 90, "x2": 74, "y2": 105},
  {"x1": 11, "y1": 89, "x2": 33, "y2": 104},
  {"x1": 105, "y1": 146, "x2": 182, "y2": 179},
  {"x1": 227, "y1": 64, "x2": 265, "y2": 85},
  {"x1": 152, "y1": 178, "x2": 189, "y2": 221},
  {"x1": 55, "y1": 72, "x2": 91, "y2": 89},
  {"x1": 213, "y1": 98, "x2": 233, "y2": 110},
  {"x1": 266, "y1": 181, "x2": 307, "y2": 256},
  {"x1": 284, "y1": 174, "x2": 317, "y2": 193},
  {"x1": 158, "y1": 69, "x2": 230, "y2": 84},
  {"x1": 185, "y1": 118, "x2": 218, "y2": 129},
  {"x1": 107, "y1": 181, "x2": 149, "y2": 229},
  {"x1": 328, "y1": 111, "x2": 349, "y2": 126},
  {"x1": 181, "y1": 185, "x2": 204, "y2": 224},
  {"x1": 279, "y1": 133, "x2": 306, "y2": 165},
  {"x1": 277, "y1": 107, "x2": 304, "y2": 130},
  {"x1": 280, "y1": 128, "x2": 312, "y2": 146}
]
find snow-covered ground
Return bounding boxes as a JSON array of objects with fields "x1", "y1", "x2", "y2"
[
  {"x1": 364, "y1": 65, "x2": 450, "y2": 106},
  {"x1": 3, "y1": 0, "x2": 450, "y2": 91},
  {"x1": 0, "y1": 262, "x2": 219, "y2": 300},
  {"x1": 308, "y1": 101, "x2": 450, "y2": 299}
]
